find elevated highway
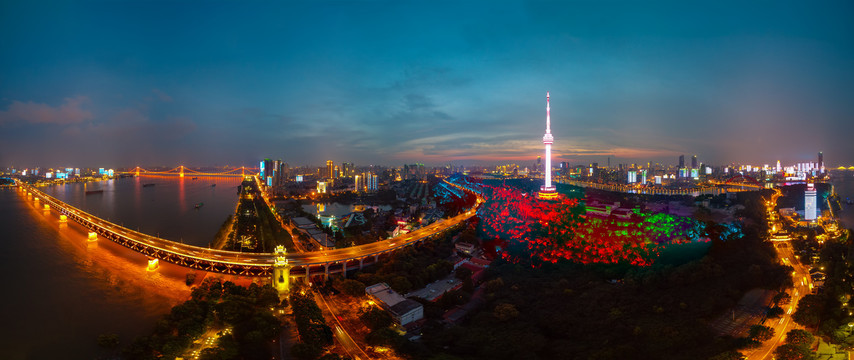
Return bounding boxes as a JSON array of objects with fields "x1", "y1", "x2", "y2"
[{"x1": 16, "y1": 179, "x2": 481, "y2": 279}]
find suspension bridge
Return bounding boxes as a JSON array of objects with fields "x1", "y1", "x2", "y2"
[{"x1": 118, "y1": 166, "x2": 260, "y2": 178}]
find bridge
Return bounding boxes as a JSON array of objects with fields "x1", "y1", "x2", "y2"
[
  {"x1": 117, "y1": 166, "x2": 259, "y2": 177},
  {"x1": 16, "y1": 179, "x2": 482, "y2": 285}
]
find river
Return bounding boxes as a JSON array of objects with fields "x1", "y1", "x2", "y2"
[
  {"x1": 831, "y1": 170, "x2": 854, "y2": 229},
  {"x1": 1, "y1": 176, "x2": 243, "y2": 359},
  {"x1": 40, "y1": 176, "x2": 243, "y2": 246}
]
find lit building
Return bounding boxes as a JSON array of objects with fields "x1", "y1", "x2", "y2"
[
  {"x1": 354, "y1": 174, "x2": 364, "y2": 192},
  {"x1": 818, "y1": 152, "x2": 824, "y2": 173},
  {"x1": 317, "y1": 181, "x2": 327, "y2": 194},
  {"x1": 691, "y1": 155, "x2": 698, "y2": 169},
  {"x1": 342, "y1": 162, "x2": 353, "y2": 177},
  {"x1": 538, "y1": 92, "x2": 558, "y2": 200},
  {"x1": 627, "y1": 171, "x2": 637, "y2": 184},
  {"x1": 368, "y1": 173, "x2": 378, "y2": 191},
  {"x1": 326, "y1": 160, "x2": 334, "y2": 179},
  {"x1": 805, "y1": 183, "x2": 817, "y2": 221},
  {"x1": 678, "y1": 155, "x2": 684, "y2": 169},
  {"x1": 365, "y1": 283, "x2": 424, "y2": 326}
]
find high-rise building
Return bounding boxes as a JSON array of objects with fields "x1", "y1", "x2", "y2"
[
  {"x1": 326, "y1": 160, "x2": 334, "y2": 179},
  {"x1": 368, "y1": 173, "x2": 378, "y2": 192},
  {"x1": 805, "y1": 183, "x2": 817, "y2": 221},
  {"x1": 678, "y1": 155, "x2": 685, "y2": 169},
  {"x1": 818, "y1": 152, "x2": 824, "y2": 172},
  {"x1": 261, "y1": 158, "x2": 273, "y2": 182},
  {"x1": 627, "y1": 171, "x2": 637, "y2": 184},
  {"x1": 538, "y1": 92, "x2": 558, "y2": 199},
  {"x1": 354, "y1": 174, "x2": 364, "y2": 192},
  {"x1": 691, "y1": 155, "x2": 697, "y2": 169},
  {"x1": 342, "y1": 162, "x2": 353, "y2": 177}
]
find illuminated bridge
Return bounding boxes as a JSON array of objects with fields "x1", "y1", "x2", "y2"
[
  {"x1": 16, "y1": 180, "x2": 481, "y2": 280},
  {"x1": 117, "y1": 166, "x2": 259, "y2": 178}
]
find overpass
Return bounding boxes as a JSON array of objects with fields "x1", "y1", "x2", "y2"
[{"x1": 15, "y1": 179, "x2": 481, "y2": 281}]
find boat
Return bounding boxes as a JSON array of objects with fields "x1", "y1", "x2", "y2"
[
  {"x1": 143, "y1": 183, "x2": 155, "y2": 187},
  {"x1": 192, "y1": 177, "x2": 199, "y2": 180},
  {"x1": 195, "y1": 202, "x2": 204, "y2": 209},
  {"x1": 85, "y1": 189, "x2": 104, "y2": 195}
]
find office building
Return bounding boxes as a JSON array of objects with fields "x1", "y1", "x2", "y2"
[{"x1": 805, "y1": 183, "x2": 817, "y2": 221}]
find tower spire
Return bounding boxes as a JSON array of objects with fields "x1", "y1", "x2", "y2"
[{"x1": 546, "y1": 91, "x2": 551, "y2": 133}]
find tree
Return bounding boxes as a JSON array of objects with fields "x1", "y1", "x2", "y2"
[
  {"x1": 366, "y1": 327, "x2": 404, "y2": 348},
  {"x1": 359, "y1": 306, "x2": 393, "y2": 331},
  {"x1": 389, "y1": 276, "x2": 413, "y2": 294},
  {"x1": 493, "y1": 303, "x2": 519, "y2": 322},
  {"x1": 749, "y1": 325, "x2": 775, "y2": 342},
  {"x1": 455, "y1": 267, "x2": 473, "y2": 281},
  {"x1": 97, "y1": 333, "x2": 120, "y2": 348},
  {"x1": 291, "y1": 342, "x2": 323, "y2": 360},
  {"x1": 767, "y1": 306, "x2": 785, "y2": 319},
  {"x1": 333, "y1": 279, "x2": 367, "y2": 297},
  {"x1": 774, "y1": 343, "x2": 814, "y2": 360},
  {"x1": 793, "y1": 294, "x2": 825, "y2": 328},
  {"x1": 784, "y1": 329, "x2": 815, "y2": 349}
]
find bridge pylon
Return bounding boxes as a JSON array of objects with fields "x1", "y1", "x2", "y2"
[
  {"x1": 272, "y1": 245, "x2": 291, "y2": 295},
  {"x1": 179, "y1": 165, "x2": 184, "y2": 178},
  {"x1": 135, "y1": 166, "x2": 140, "y2": 176}
]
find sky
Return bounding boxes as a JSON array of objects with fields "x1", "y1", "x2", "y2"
[{"x1": 1, "y1": 1, "x2": 853, "y2": 169}]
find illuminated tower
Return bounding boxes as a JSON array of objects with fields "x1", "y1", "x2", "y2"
[
  {"x1": 272, "y1": 245, "x2": 290, "y2": 295},
  {"x1": 538, "y1": 92, "x2": 558, "y2": 199},
  {"x1": 326, "y1": 160, "x2": 334, "y2": 179}
]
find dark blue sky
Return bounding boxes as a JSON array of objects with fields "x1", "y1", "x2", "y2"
[{"x1": 1, "y1": 1, "x2": 853, "y2": 169}]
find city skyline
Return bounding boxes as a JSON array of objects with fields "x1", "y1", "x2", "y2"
[{"x1": 2, "y1": 1, "x2": 854, "y2": 168}]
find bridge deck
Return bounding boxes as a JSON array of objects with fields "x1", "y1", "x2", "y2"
[{"x1": 17, "y1": 180, "x2": 480, "y2": 277}]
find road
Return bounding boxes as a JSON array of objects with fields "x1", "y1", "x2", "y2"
[
  {"x1": 16, "y1": 179, "x2": 481, "y2": 270},
  {"x1": 315, "y1": 292, "x2": 371, "y2": 360},
  {"x1": 746, "y1": 188, "x2": 813, "y2": 360}
]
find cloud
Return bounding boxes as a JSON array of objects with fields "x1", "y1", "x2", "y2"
[
  {"x1": 0, "y1": 96, "x2": 92, "y2": 125},
  {"x1": 152, "y1": 89, "x2": 173, "y2": 102}
]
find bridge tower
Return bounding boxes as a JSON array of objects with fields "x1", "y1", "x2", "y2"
[
  {"x1": 135, "y1": 166, "x2": 140, "y2": 176},
  {"x1": 179, "y1": 165, "x2": 184, "y2": 178},
  {"x1": 241, "y1": 166, "x2": 245, "y2": 176},
  {"x1": 272, "y1": 245, "x2": 291, "y2": 295}
]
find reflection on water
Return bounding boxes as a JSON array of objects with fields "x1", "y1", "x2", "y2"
[
  {"x1": 41, "y1": 176, "x2": 242, "y2": 246},
  {"x1": 0, "y1": 188, "x2": 193, "y2": 359}
]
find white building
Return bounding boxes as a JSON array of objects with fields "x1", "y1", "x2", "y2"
[
  {"x1": 365, "y1": 283, "x2": 423, "y2": 326},
  {"x1": 805, "y1": 183, "x2": 817, "y2": 221}
]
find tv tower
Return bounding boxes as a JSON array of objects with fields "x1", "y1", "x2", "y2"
[{"x1": 538, "y1": 92, "x2": 558, "y2": 199}]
